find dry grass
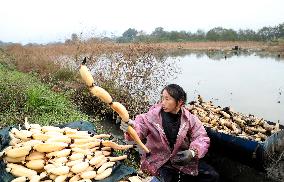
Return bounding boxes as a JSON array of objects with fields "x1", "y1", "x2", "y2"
[
  {"x1": 3, "y1": 41, "x2": 279, "y2": 78},
  {"x1": 143, "y1": 41, "x2": 270, "y2": 51},
  {"x1": 3, "y1": 41, "x2": 171, "y2": 119},
  {"x1": 3, "y1": 41, "x2": 275, "y2": 77}
]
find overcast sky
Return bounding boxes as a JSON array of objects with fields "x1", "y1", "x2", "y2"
[{"x1": 0, "y1": 0, "x2": 283, "y2": 44}]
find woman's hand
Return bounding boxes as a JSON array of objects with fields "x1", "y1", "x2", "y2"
[
  {"x1": 172, "y1": 149, "x2": 196, "y2": 166},
  {"x1": 119, "y1": 119, "x2": 134, "y2": 133}
]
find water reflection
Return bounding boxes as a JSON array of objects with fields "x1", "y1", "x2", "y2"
[
  {"x1": 166, "y1": 52, "x2": 284, "y2": 124},
  {"x1": 165, "y1": 49, "x2": 284, "y2": 62}
]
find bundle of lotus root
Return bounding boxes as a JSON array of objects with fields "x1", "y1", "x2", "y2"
[{"x1": 79, "y1": 58, "x2": 149, "y2": 153}]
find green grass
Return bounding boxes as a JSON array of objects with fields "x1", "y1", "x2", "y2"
[{"x1": 0, "y1": 63, "x2": 88, "y2": 128}]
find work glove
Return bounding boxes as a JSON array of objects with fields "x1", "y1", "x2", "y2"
[
  {"x1": 172, "y1": 149, "x2": 196, "y2": 166},
  {"x1": 119, "y1": 119, "x2": 134, "y2": 133}
]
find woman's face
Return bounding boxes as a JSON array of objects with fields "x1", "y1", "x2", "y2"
[{"x1": 161, "y1": 89, "x2": 182, "y2": 114}]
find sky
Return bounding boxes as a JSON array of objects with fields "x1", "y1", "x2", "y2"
[{"x1": 0, "y1": 0, "x2": 283, "y2": 44}]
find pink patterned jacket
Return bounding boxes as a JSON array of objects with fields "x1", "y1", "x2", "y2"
[{"x1": 125, "y1": 103, "x2": 210, "y2": 176}]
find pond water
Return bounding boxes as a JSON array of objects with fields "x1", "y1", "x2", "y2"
[{"x1": 166, "y1": 52, "x2": 284, "y2": 125}]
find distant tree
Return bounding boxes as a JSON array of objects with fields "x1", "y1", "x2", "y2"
[
  {"x1": 137, "y1": 30, "x2": 147, "y2": 36},
  {"x1": 167, "y1": 31, "x2": 179, "y2": 41},
  {"x1": 151, "y1": 27, "x2": 166, "y2": 37},
  {"x1": 71, "y1": 33, "x2": 79, "y2": 42},
  {"x1": 166, "y1": 31, "x2": 188, "y2": 42},
  {"x1": 122, "y1": 28, "x2": 138, "y2": 41},
  {"x1": 223, "y1": 29, "x2": 238, "y2": 41},
  {"x1": 238, "y1": 29, "x2": 258, "y2": 41},
  {"x1": 149, "y1": 27, "x2": 168, "y2": 42},
  {"x1": 257, "y1": 26, "x2": 278, "y2": 41},
  {"x1": 206, "y1": 27, "x2": 223, "y2": 41},
  {"x1": 275, "y1": 23, "x2": 284, "y2": 39},
  {"x1": 206, "y1": 27, "x2": 237, "y2": 41},
  {"x1": 179, "y1": 31, "x2": 189, "y2": 40},
  {"x1": 194, "y1": 29, "x2": 206, "y2": 41},
  {"x1": 136, "y1": 31, "x2": 150, "y2": 42},
  {"x1": 115, "y1": 22, "x2": 284, "y2": 43}
]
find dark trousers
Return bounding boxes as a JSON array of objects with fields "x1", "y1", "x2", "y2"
[{"x1": 158, "y1": 161, "x2": 219, "y2": 182}]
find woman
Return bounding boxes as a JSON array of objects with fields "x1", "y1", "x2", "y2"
[{"x1": 120, "y1": 84, "x2": 219, "y2": 182}]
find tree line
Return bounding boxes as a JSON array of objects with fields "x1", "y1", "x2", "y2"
[
  {"x1": 117, "y1": 22, "x2": 284, "y2": 43},
  {"x1": 2, "y1": 23, "x2": 284, "y2": 45}
]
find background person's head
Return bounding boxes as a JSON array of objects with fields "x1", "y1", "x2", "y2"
[{"x1": 161, "y1": 84, "x2": 187, "y2": 114}]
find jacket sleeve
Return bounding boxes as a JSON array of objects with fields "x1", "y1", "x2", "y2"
[
  {"x1": 124, "y1": 114, "x2": 149, "y2": 141},
  {"x1": 189, "y1": 114, "x2": 210, "y2": 159}
]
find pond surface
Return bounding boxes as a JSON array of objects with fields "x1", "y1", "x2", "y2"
[{"x1": 166, "y1": 52, "x2": 284, "y2": 125}]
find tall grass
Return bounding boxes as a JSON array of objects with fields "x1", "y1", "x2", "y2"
[{"x1": 0, "y1": 63, "x2": 88, "y2": 128}]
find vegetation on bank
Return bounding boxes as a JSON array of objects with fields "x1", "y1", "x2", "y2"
[
  {"x1": 0, "y1": 43, "x2": 172, "y2": 131},
  {"x1": 1, "y1": 43, "x2": 172, "y2": 119},
  {"x1": 0, "y1": 61, "x2": 88, "y2": 128}
]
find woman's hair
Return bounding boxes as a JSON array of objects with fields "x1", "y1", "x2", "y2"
[{"x1": 161, "y1": 84, "x2": 187, "y2": 104}]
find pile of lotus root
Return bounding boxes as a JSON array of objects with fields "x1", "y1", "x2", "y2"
[
  {"x1": 187, "y1": 95, "x2": 281, "y2": 142},
  {"x1": 0, "y1": 121, "x2": 132, "y2": 182}
]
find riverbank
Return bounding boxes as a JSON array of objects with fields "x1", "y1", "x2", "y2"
[{"x1": 119, "y1": 41, "x2": 284, "y2": 54}]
